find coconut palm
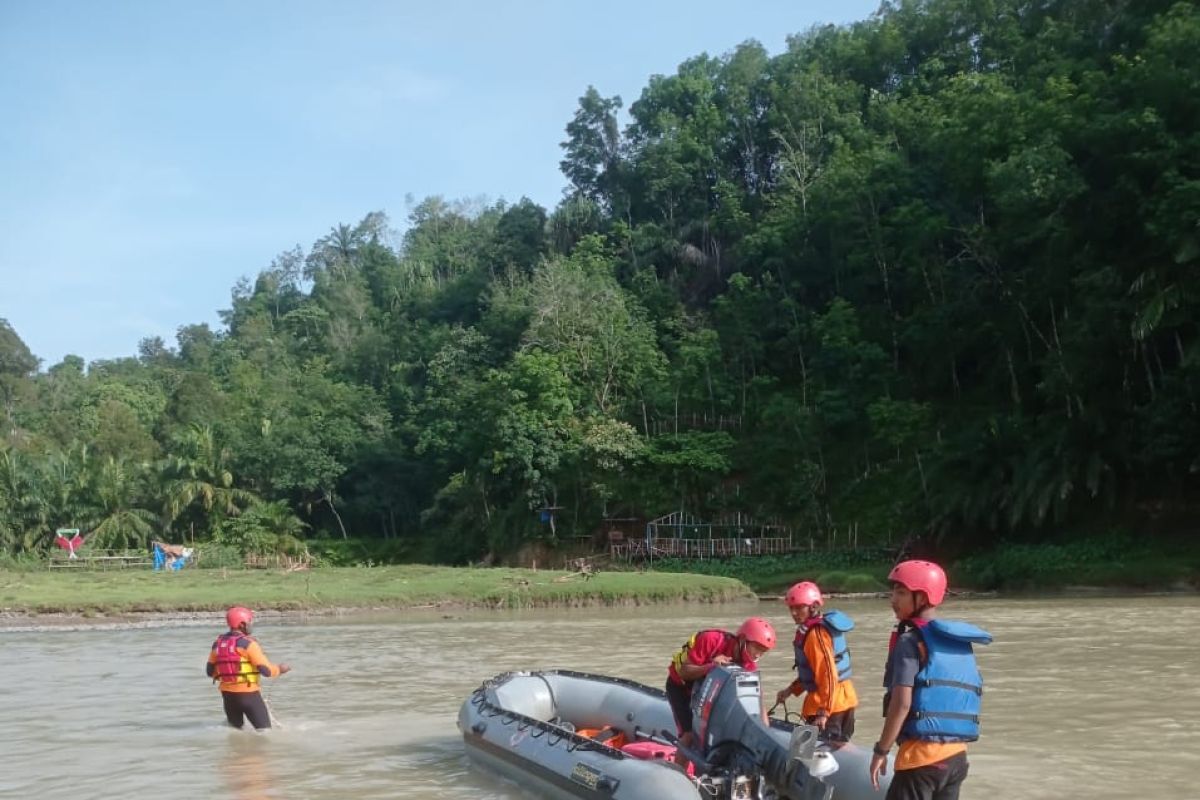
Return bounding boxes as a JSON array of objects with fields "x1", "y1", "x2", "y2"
[
  {"x1": 161, "y1": 424, "x2": 258, "y2": 535},
  {"x1": 87, "y1": 456, "x2": 157, "y2": 549},
  {"x1": 0, "y1": 448, "x2": 24, "y2": 552},
  {"x1": 21, "y1": 446, "x2": 92, "y2": 552},
  {"x1": 215, "y1": 499, "x2": 309, "y2": 557}
]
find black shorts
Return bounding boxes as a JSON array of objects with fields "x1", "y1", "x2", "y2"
[
  {"x1": 221, "y1": 691, "x2": 272, "y2": 730},
  {"x1": 806, "y1": 707, "x2": 856, "y2": 742},
  {"x1": 886, "y1": 751, "x2": 969, "y2": 800},
  {"x1": 664, "y1": 678, "x2": 694, "y2": 735}
]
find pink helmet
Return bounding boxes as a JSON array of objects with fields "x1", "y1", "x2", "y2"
[
  {"x1": 785, "y1": 581, "x2": 823, "y2": 607},
  {"x1": 736, "y1": 617, "x2": 777, "y2": 650},
  {"x1": 888, "y1": 560, "x2": 947, "y2": 606},
  {"x1": 226, "y1": 606, "x2": 254, "y2": 629}
]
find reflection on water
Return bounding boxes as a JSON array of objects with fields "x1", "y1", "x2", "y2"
[
  {"x1": 223, "y1": 739, "x2": 275, "y2": 800},
  {"x1": 1, "y1": 595, "x2": 1199, "y2": 798}
]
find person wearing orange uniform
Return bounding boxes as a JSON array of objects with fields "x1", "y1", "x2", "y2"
[
  {"x1": 206, "y1": 606, "x2": 291, "y2": 730},
  {"x1": 870, "y1": 560, "x2": 991, "y2": 800},
  {"x1": 773, "y1": 581, "x2": 858, "y2": 742}
]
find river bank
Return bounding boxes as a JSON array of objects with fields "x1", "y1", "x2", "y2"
[
  {"x1": 0, "y1": 564, "x2": 755, "y2": 620},
  {"x1": 7, "y1": 581, "x2": 1193, "y2": 634},
  {"x1": 5, "y1": 533, "x2": 1197, "y2": 628},
  {"x1": 0, "y1": 605, "x2": 478, "y2": 632},
  {"x1": 641, "y1": 536, "x2": 1200, "y2": 595}
]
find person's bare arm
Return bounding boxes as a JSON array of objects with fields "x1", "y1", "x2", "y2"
[
  {"x1": 869, "y1": 685, "x2": 911, "y2": 789},
  {"x1": 675, "y1": 653, "x2": 730, "y2": 682}
]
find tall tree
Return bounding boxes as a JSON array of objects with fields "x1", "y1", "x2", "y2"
[{"x1": 561, "y1": 87, "x2": 626, "y2": 212}]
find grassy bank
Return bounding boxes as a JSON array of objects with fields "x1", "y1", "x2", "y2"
[
  {"x1": 952, "y1": 535, "x2": 1200, "y2": 592},
  {"x1": 0, "y1": 564, "x2": 754, "y2": 615},
  {"x1": 642, "y1": 535, "x2": 1200, "y2": 595},
  {"x1": 643, "y1": 552, "x2": 894, "y2": 595},
  {"x1": 5, "y1": 533, "x2": 1195, "y2": 618}
]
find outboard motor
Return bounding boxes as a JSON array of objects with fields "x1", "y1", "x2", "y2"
[{"x1": 689, "y1": 666, "x2": 837, "y2": 800}]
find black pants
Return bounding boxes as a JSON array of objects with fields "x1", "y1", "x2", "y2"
[
  {"x1": 886, "y1": 751, "x2": 969, "y2": 800},
  {"x1": 664, "y1": 678, "x2": 694, "y2": 734},
  {"x1": 222, "y1": 691, "x2": 272, "y2": 730},
  {"x1": 806, "y1": 707, "x2": 855, "y2": 742}
]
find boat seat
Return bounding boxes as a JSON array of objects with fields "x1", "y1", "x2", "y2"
[{"x1": 492, "y1": 675, "x2": 557, "y2": 722}]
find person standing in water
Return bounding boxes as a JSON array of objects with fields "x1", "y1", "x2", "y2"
[
  {"x1": 773, "y1": 580, "x2": 859, "y2": 741},
  {"x1": 869, "y1": 560, "x2": 992, "y2": 799},
  {"x1": 206, "y1": 606, "x2": 291, "y2": 730}
]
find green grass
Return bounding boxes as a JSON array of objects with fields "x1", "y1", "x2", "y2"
[
  {"x1": 7, "y1": 533, "x2": 1191, "y2": 616},
  {"x1": 640, "y1": 552, "x2": 894, "y2": 595},
  {"x1": 0, "y1": 564, "x2": 755, "y2": 614},
  {"x1": 637, "y1": 535, "x2": 1200, "y2": 595}
]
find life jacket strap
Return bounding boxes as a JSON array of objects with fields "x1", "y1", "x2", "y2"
[
  {"x1": 917, "y1": 677, "x2": 983, "y2": 695},
  {"x1": 911, "y1": 710, "x2": 980, "y2": 722}
]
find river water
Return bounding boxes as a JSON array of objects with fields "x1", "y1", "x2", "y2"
[{"x1": 1, "y1": 595, "x2": 1198, "y2": 799}]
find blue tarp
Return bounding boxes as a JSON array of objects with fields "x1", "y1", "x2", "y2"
[{"x1": 152, "y1": 542, "x2": 192, "y2": 571}]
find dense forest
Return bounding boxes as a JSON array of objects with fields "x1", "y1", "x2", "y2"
[{"x1": 2, "y1": 0, "x2": 1197, "y2": 565}]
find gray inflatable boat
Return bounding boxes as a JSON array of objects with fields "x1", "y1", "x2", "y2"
[{"x1": 458, "y1": 668, "x2": 891, "y2": 799}]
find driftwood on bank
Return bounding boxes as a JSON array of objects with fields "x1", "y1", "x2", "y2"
[{"x1": 553, "y1": 557, "x2": 598, "y2": 582}]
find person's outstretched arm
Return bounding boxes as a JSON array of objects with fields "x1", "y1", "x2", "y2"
[{"x1": 243, "y1": 639, "x2": 291, "y2": 678}]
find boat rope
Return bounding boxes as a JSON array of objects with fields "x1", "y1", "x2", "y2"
[
  {"x1": 549, "y1": 668, "x2": 669, "y2": 699},
  {"x1": 262, "y1": 686, "x2": 283, "y2": 729},
  {"x1": 468, "y1": 682, "x2": 630, "y2": 760},
  {"x1": 768, "y1": 698, "x2": 804, "y2": 723}
]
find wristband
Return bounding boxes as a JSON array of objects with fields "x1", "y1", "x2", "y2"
[{"x1": 873, "y1": 742, "x2": 890, "y2": 757}]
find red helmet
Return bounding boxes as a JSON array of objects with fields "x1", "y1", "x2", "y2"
[
  {"x1": 888, "y1": 560, "x2": 947, "y2": 606},
  {"x1": 785, "y1": 581, "x2": 823, "y2": 607},
  {"x1": 736, "y1": 617, "x2": 776, "y2": 650},
  {"x1": 226, "y1": 606, "x2": 254, "y2": 629}
]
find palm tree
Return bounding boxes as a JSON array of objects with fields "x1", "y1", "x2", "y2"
[
  {"x1": 0, "y1": 448, "x2": 25, "y2": 553},
  {"x1": 21, "y1": 446, "x2": 92, "y2": 552},
  {"x1": 252, "y1": 499, "x2": 309, "y2": 540},
  {"x1": 161, "y1": 424, "x2": 258, "y2": 536},
  {"x1": 309, "y1": 223, "x2": 362, "y2": 280},
  {"x1": 87, "y1": 457, "x2": 157, "y2": 549},
  {"x1": 217, "y1": 499, "x2": 310, "y2": 557}
]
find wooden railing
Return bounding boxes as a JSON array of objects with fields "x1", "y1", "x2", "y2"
[
  {"x1": 610, "y1": 536, "x2": 793, "y2": 561},
  {"x1": 47, "y1": 549, "x2": 154, "y2": 569},
  {"x1": 242, "y1": 550, "x2": 312, "y2": 571}
]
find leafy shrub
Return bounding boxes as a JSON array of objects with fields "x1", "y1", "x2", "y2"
[
  {"x1": 0, "y1": 551, "x2": 45, "y2": 572},
  {"x1": 193, "y1": 542, "x2": 243, "y2": 568},
  {"x1": 815, "y1": 571, "x2": 887, "y2": 593},
  {"x1": 212, "y1": 501, "x2": 308, "y2": 557},
  {"x1": 306, "y1": 537, "x2": 421, "y2": 567},
  {"x1": 953, "y1": 532, "x2": 1160, "y2": 590}
]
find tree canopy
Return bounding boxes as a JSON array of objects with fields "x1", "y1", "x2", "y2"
[{"x1": 3, "y1": 0, "x2": 1198, "y2": 562}]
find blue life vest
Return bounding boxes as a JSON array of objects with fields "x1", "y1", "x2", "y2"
[
  {"x1": 902, "y1": 619, "x2": 992, "y2": 742},
  {"x1": 793, "y1": 609, "x2": 854, "y2": 692}
]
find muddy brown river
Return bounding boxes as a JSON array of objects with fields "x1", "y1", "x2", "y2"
[{"x1": 2, "y1": 595, "x2": 1198, "y2": 798}]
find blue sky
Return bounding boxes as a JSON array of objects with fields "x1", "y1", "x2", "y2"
[{"x1": 0, "y1": 0, "x2": 879, "y2": 368}]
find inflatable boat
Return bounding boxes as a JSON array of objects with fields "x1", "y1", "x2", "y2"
[{"x1": 458, "y1": 667, "x2": 890, "y2": 799}]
